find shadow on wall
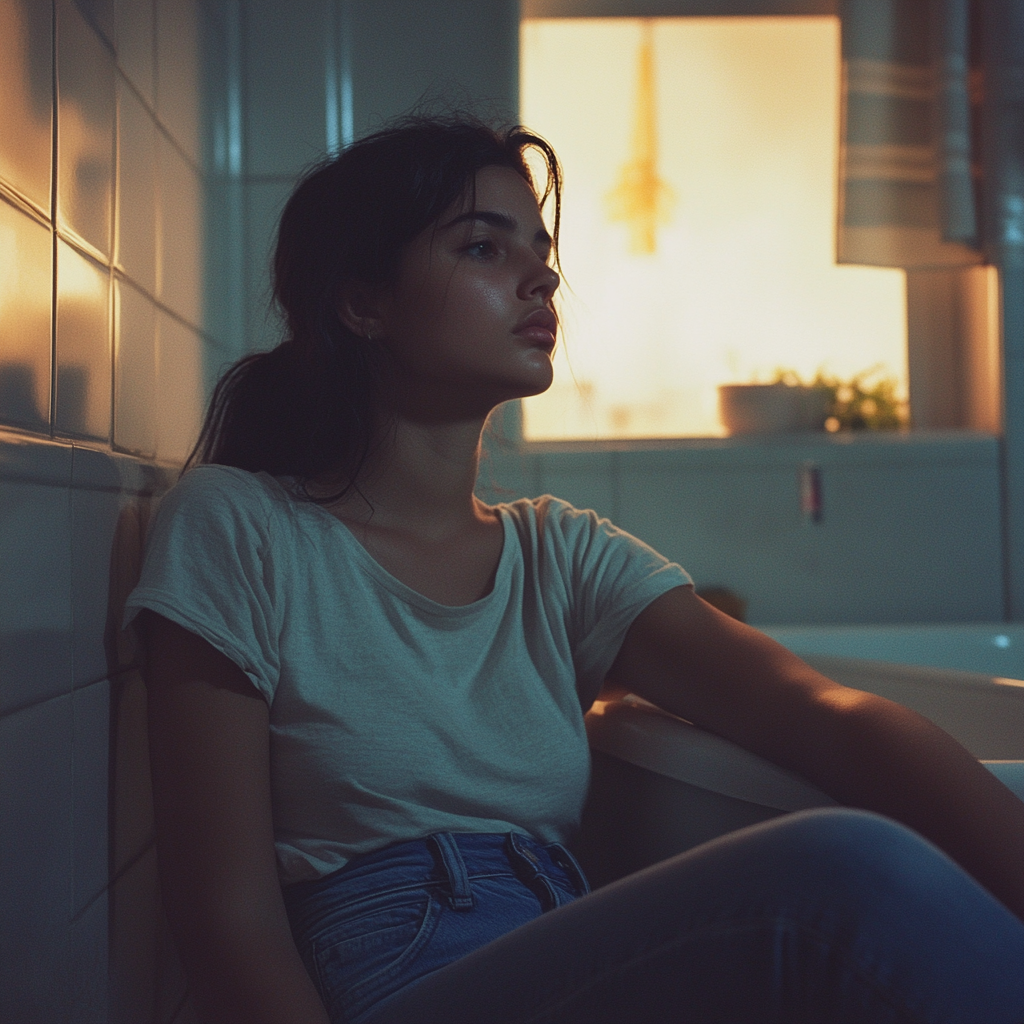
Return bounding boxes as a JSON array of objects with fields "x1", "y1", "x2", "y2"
[
  {"x1": 0, "y1": 363, "x2": 46, "y2": 430},
  {"x1": 100, "y1": 482, "x2": 196, "y2": 1022}
]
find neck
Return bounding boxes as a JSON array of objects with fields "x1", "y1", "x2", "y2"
[{"x1": 322, "y1": 412, "x2": 492, "y2": 537}]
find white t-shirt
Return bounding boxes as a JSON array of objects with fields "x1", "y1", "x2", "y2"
[{"x1": 125, "y1": 465, "x2": 691, "y2": 884}]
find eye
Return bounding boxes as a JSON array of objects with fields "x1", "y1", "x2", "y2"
[{"x1": 463, "y1": 238, "x2": 499, "y2": 259}]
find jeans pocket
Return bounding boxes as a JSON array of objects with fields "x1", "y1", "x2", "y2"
[{"x1": 311, "y1": 892, "x2": 442, "y2": 1023}]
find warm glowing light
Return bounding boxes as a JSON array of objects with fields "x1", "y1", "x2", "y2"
[
  {"x1": 605, "y1": 20, "x2": 675, "y2": 255},
  {"x1": 520, "y1": 17, "x2": 907, "y2": 440}
]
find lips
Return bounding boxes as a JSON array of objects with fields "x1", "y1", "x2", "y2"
[{"x1": 513, "y1": 308, "x2": 558, "y2": 349}]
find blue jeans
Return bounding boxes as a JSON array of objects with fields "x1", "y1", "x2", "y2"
[{"x1": 284, "y1": 809, "x2": 1024, "y2": 1024}]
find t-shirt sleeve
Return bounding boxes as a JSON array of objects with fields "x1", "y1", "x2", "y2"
[
  {"x1": 123, "y1": 466, "x2": 281, "y2": 704},
  {"x1": 553, "y1": 500, "x2": 692, "y2": 706}
]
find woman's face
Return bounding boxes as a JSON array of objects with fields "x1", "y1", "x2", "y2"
[{"x1": 371, "y1": 164, "x2": 561, "y2": 416}]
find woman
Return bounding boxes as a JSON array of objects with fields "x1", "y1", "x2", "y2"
[{"x1": 127, "y1": 116, "x2": 1024, "y2": 1024}]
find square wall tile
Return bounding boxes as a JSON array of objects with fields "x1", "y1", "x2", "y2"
[
  {"x1": 56, "y1": 238, "x2": 112, "y2": 441},
  {"x1": 116, "y1": 0, "x2": 155, "y2": 105},
  {"x1": 111, "y1": 670, "x2": 154, "y2": 877},
  {"x1": 114, "y1": 277, "x2": 158, "y2": 455},
  {"x1": 109, "y1": 842, "x2": 159, "y2": 1024},
  {"x1": 73, "y1": 677, "x2": 111, "y2": 913},
  {"x1": 155, "y1": 0, "x2": 200, "y2": 165},
  {"x1": 244, "y1": 0, "x2": 329, "y2": 177},
  {"x1": 156, "y1": 312, "x2": 202, "y2": 463},
  {"x1": 0, "y1": 0, "x2": 54, "y2": 215},
  {"x1": 0, "y1": 197, "x2": 52, "y2": 432},
  {"x1": 70, "y1": 888, "x2": 109, "y2": 1024},
  {"x1": 57, "y1": 0, "x2": 116, "y2": 258},
  {"x1": 117, "y1": 76, "x2": 158, "y2": 294},
  {"x1": 158, "y1": 133, "x2": 202, "y2": 327},
  {"x1": 0, "y1": 473, "x2": 73, "y2": 714},
  {"x1": 0, "y1": 695, "x2": 74, "y2": 1024}
]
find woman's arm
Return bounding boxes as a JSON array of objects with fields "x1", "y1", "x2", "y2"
[
  {"x1": 607, "y1": 586, "x2": 1024, "y2": 921},
  {"x1": 141, "y1": 611, "x2": 330, "y2": 1024}
]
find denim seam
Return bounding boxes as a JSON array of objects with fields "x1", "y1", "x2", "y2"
[
  {"x1": 313, "y1": 893, "x2": 444, "y2": 1017},
  {"x1": 519, "y1": 917, "x2": 928, "y2": 1024}
]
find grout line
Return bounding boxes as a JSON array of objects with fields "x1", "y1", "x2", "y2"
[
  {"x1": 0, "y1": 685, "x2": 72, "y2": 726},
  {"x1": 50, "y1": 0, "x2": 58, "y2": 441}
]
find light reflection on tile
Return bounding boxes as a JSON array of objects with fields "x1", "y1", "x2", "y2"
[
  {"x1": 114, "y1": 278, "x2": 157, "y2": 456},
  {"x1": 56, "y1": 238, "x2": 111, "y2": 440},
  {"x1": 0, "y1": 198, "x2": 52, "y2": 431},
  {"x1": 57, "y1": 0, "x2": 115, "y2": 257},
  {"x1": 0, "y1": 0, "x2": 53, "y2": 214},
  {"x1": 117, "y1": 78, "x2": 158, "y2": 294}
]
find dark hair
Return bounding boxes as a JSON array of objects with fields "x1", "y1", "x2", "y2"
[{"x1": 187, "y1": 114, "x2": 561, "y2": 500}]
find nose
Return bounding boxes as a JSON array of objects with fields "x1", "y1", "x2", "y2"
[{"x1": 520, "y1": 255, "x2": 560, "y2": 304}]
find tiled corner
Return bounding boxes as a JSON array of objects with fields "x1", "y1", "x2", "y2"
[
  {"x1": 117, "y1": 76, "x2": 159, "y2": 294},
  {"x1": 0, "y1": 695, "x2": 75, "y2": 1024},
  {"x1": 56, "y1": 0, "x2": 116, "y2": 259},
  {"x1": 115, "y1": 277, "x2": 158, "y2": 456},
  {"x1": 0, "y1": 197, "x2": 53, "y2": 432},
  {"x1": 70, "y1": 888, "x2": 110, "y2": 1024},
  {"x1": 116, "y1": 0, "x2": 156, "y2": 106},
  {"x1": 156, "y1": 312, "x2": 203, "y2": 463},
  {"x1": 111, "y1": 670, "x2": 154, "y2": 878},
  {"x1": 155, "y1": 0, "x2": 200, "y2": 165},
  {"x1": 0, "y1": 461, "x2": 73, "y2": 715},
  {"x1": 73, "y1": 678, "x2": 111, "y2": 914},
  {"x1": 56, "y1": 238, "x2": 113, "y2": 441},
  {"x1": 158, "y1": 133, "x2": 203, "y2": 328},
  {"x1": 0, "y1": 0, "x2": 54, "y2": 215},
  {"x1": 109, "y1": 842, "x2": 159, "y2": 1024},
  {"x1": 243, "y1": 0, "x2": 330, "y2": 177}
]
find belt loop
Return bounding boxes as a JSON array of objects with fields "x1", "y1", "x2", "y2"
[
  {"x1": 427, "y1": 833, "x2": 474, "y2": 911},
  {"x1": 548, "y1": 842, "x2": 592, "y2": 897}
]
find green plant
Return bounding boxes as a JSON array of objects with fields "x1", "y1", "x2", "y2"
[{"x1": 771, "y1": 365, "x2": 908, "y2": 432}]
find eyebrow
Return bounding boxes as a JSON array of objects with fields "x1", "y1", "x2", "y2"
[{"x1": 439, "y1": 210, "x2": 552, "y2": 247}]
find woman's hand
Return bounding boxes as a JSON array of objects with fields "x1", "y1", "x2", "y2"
[
  {"x1": 608, "y1": 586, "x2": 1024, "y2": 922},
  {"x1": 141, "y1": 611, "x2": 330, "y2": 1024}
]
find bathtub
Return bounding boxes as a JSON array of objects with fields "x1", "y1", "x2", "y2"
[
  {"x1": 578, "y1": 640, "x2": 1024, "y2": 887},
  {"x1": 761, "y1": 622, "x2": 1024, "y2": 679}
]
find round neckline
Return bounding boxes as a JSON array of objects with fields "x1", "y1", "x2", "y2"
[{"x1": 296, "y1": 491, "x2": 514, "y2": 614}]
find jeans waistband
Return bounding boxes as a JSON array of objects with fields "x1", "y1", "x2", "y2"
[{"x1": 285, "y1": 832, "x2": 590, "y2": 917}]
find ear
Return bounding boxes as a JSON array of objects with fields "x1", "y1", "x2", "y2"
[{"x1": 336, "y1": 280, "x2": 386, "y2": 339}]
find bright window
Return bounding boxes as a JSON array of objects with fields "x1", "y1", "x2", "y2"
[{"x1": 520, "y1": 16, "x2": 908, "y2": 441}]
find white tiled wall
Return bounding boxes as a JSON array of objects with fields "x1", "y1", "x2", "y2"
[
  {"x1": 0, "y1": 0, "x2": 229, "y2": 1019},
  {"x1": 0, "y1": 1, "x2": 520, "y2": 1020}
]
